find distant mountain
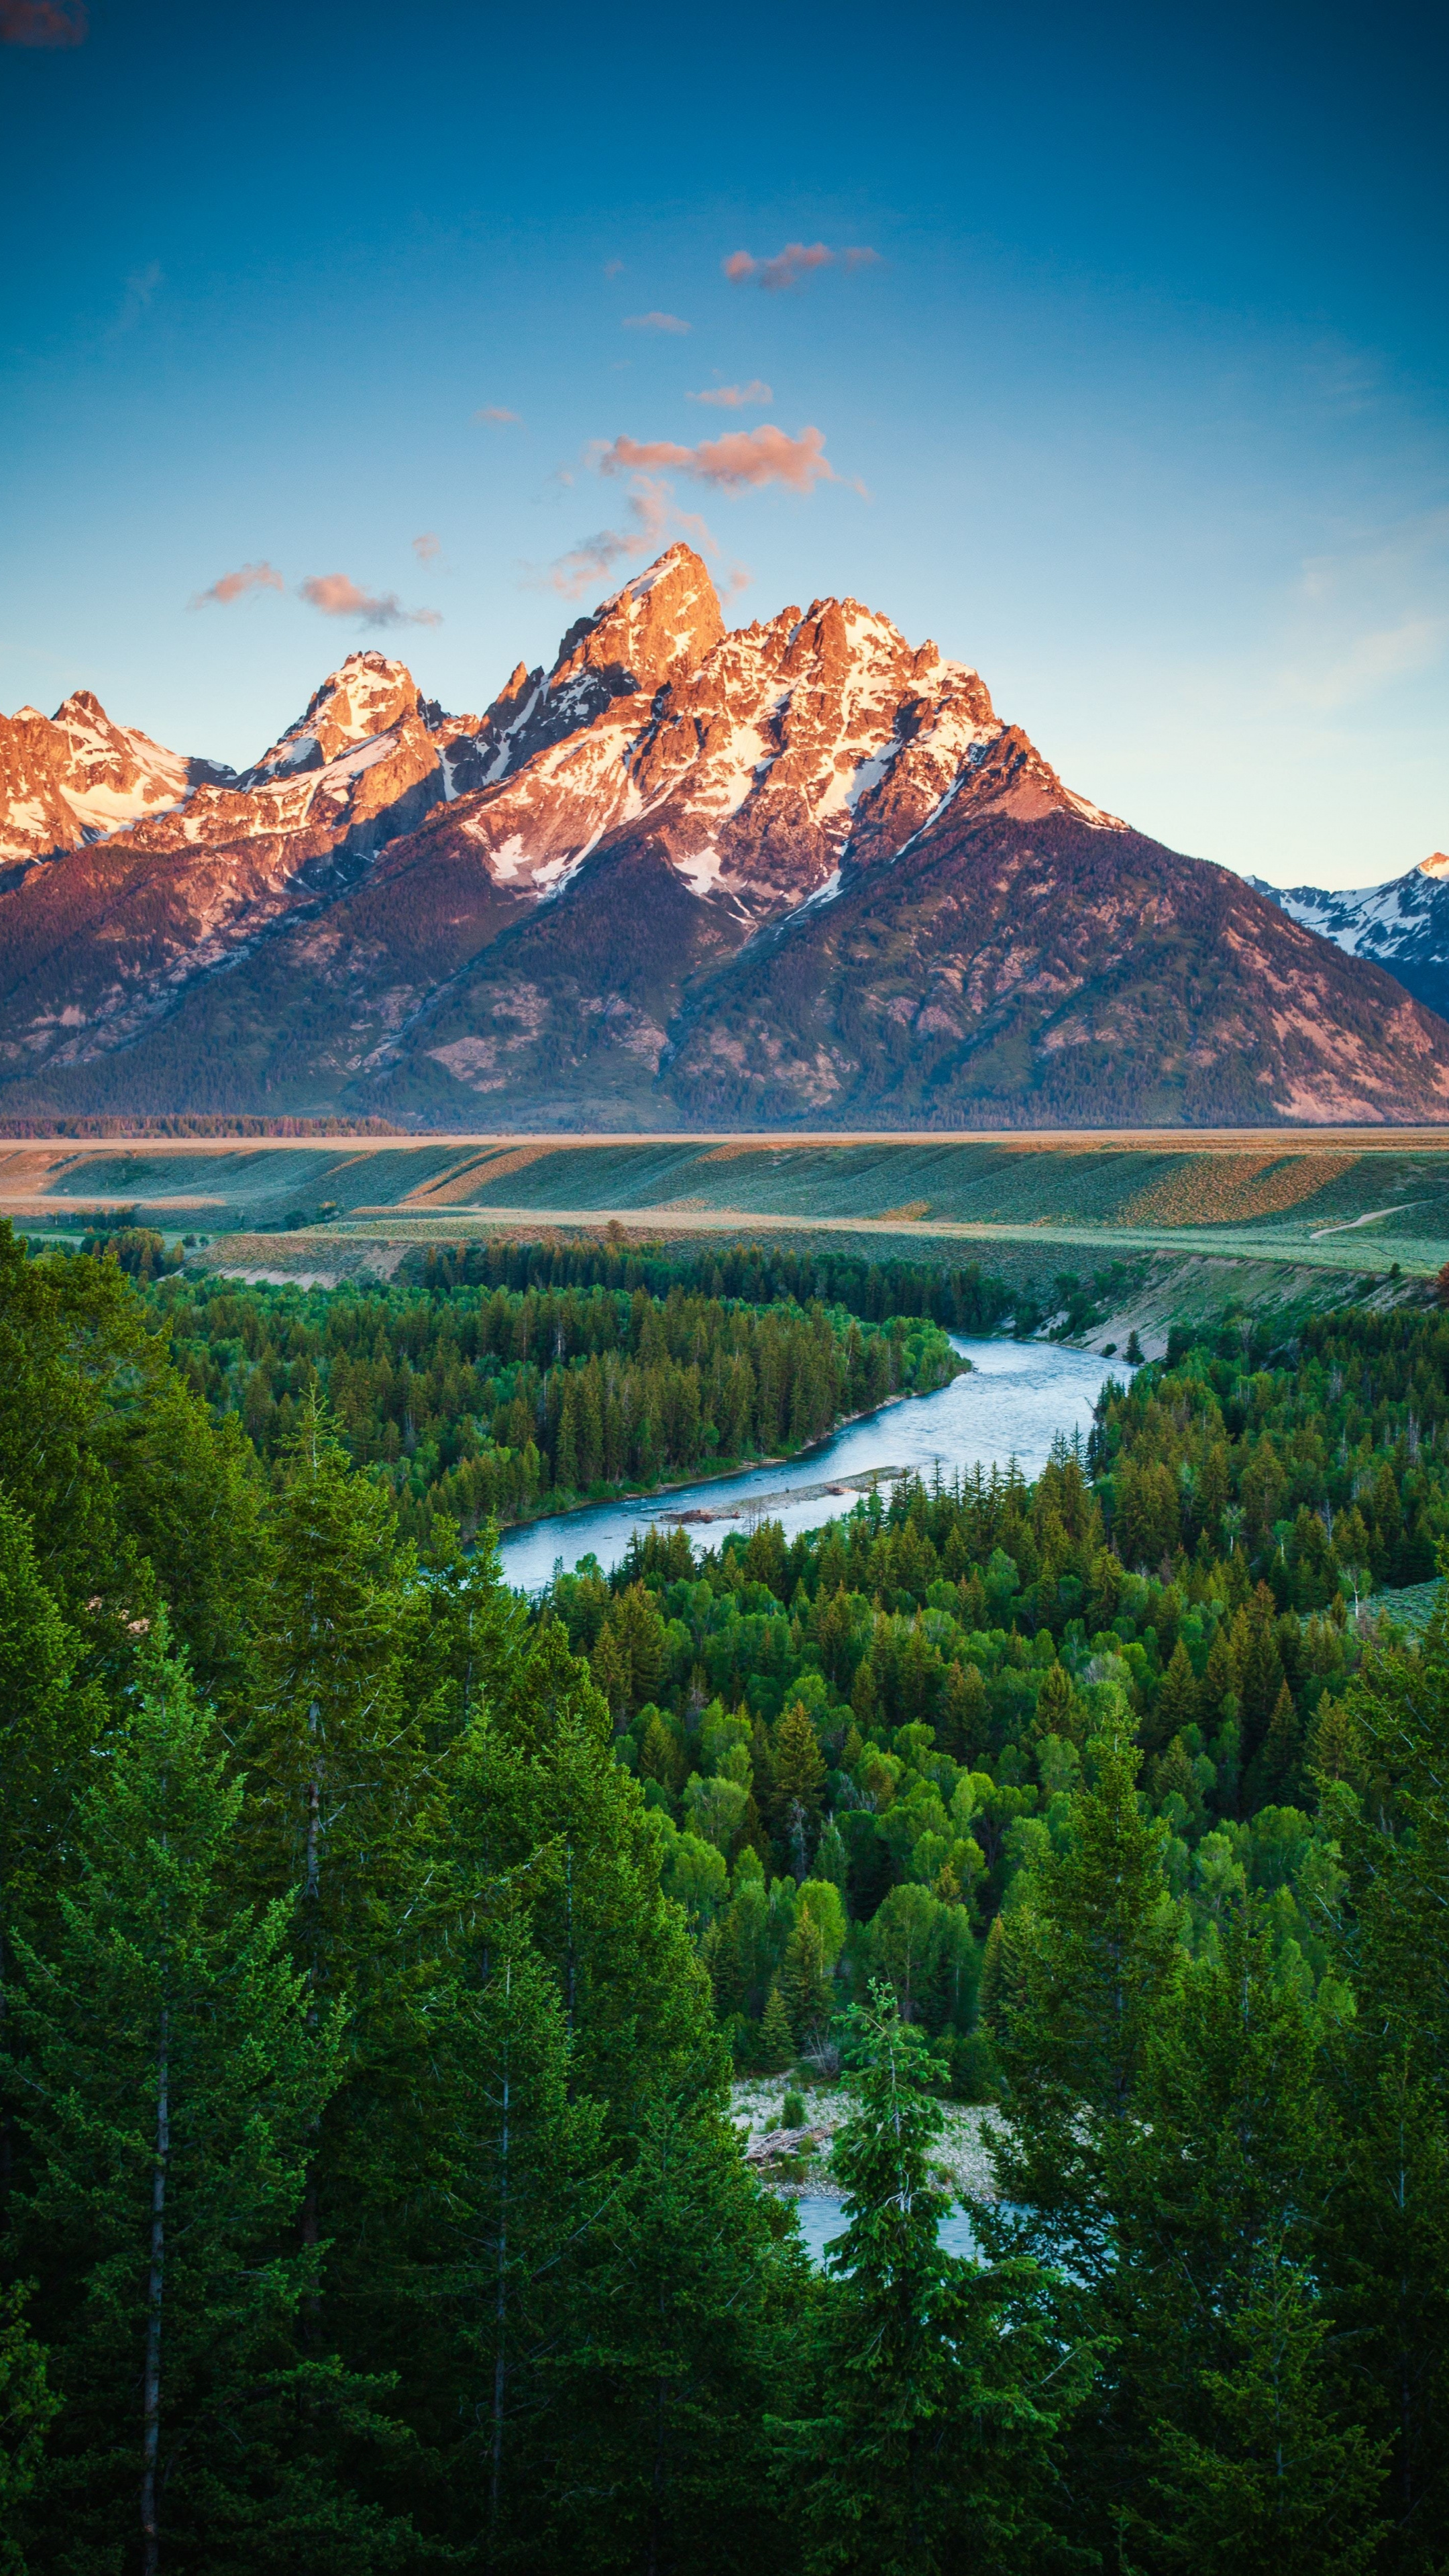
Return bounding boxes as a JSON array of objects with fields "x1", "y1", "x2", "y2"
[
  {"x1": 1, "y1": 546, "x2": 1446, "y2": 1129},
  {"x1": 1251, "y1": 858, "x2": 1449, "y2": 1023}
]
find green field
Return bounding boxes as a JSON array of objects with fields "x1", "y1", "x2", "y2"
[{"x1": 8, "y1": 1133, "x2": 1449, "y2": 1346}]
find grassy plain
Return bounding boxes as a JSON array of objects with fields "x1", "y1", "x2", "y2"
[{"x1": 8, "y1": 1131, "x2": 1449, "y2": 1346}]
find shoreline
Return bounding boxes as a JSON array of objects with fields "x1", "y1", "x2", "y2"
[{"x1": 492, "y1": 1372, "x2": 965, "y2": 1542}]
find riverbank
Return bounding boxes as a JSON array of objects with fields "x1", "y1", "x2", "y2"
[
  {"x1": 491, "y1": 1377, "x2": 957, "y2": 1542},
  {"x1": 498, "y1": 1334, "x2": 1119, "y2": 1590},
  {"x1": 731, "y1": 2074, "x2": 1002, "y2": 2200}
]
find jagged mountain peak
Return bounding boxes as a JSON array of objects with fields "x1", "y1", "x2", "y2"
[
  {"x1": 250, "y1": 649, "x2": 435, "y2": 780},
  {"x1": 0, "y1": 686, "x2": 233, "y2": 869},
  {"x1": 6, "y1": 546, "x2": 1442, "y2": 1133}
]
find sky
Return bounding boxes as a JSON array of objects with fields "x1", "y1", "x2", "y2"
[{"x1": 1, "y1": 0, "x2": 1445, "y2": 888}]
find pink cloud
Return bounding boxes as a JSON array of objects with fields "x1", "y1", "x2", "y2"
[
  {"x1": 687, "y1": 379, "x2": 773, "y2": 409},
  {"x1": 412, "y1": 533, "x2": 441, "y2": 563},
  {"x1": 622, "y1": 311, "x2": 690, "y2": 334},
  {"x1": 0, "y1": 0, "x2": 86, "y2": 42},
  {"x1": 189, "y1": 561, "x2": 285, "y2": 608},
  {"x1": 474, "y1": 404, "x2": 521, "y2": 425},
  {"x1": 722, "y1": 241, "x2": 879, "y2": 291},
  {"x1": 537, "y1": 475, "x2": 719, "y2": 601},
  {"x1": 299, "y1": 575, "x2": 442, "y2": 629},
  {"x1": 597, "y1": 423, "x2": 848, "y2": 494},
  {"x1": 602, "y1": 259, "x2": 625, "y2": 278}
]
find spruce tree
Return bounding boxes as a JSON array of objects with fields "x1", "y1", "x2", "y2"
[
  {"x1": 426, "y1": 1915, "x2": 606, "y2": 2563},
  {"x1": 6, "y1": 1626, "x2": 409, "y2": 2571},
  {"x1": 555, "y1": 2088, "x2": 798, "y2": 2576},
  {"x1": 1318, "y1": 1601, "x2": 1449, "y2": 2567},
  {"x1": 795, "y1": 1985, "x2": 1087, "y2": 2576},
  {"x1": 1118, "y1": 1898, "x2": 1387, "y2": 2569},
  {"x1": 243, "y1": 1400, "x2": 439, "y2": 2347},
  {"x1": 987, "y1": 1716, "x2": 1177, "y2": 2277},
  {"x1": 0, "y1": 2285, "x2": 55, "y2": 2569}
]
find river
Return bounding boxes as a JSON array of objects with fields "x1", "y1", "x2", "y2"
[{"x1": 498, "y1": 1334, "x2": 1122, "y2": 1593}]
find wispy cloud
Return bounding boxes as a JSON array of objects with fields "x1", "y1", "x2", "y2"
[
  {"x1": 602, "y1": 259, "x2": 625, "y2": 278},
  {"x1": 1275, "y1": 507, "x2": 1449, "y2": 712},
  {"x1": 535, "y1": 476, "x2": 719, "y2": 600},
  {"x1": 189, "y1": 561, "x2": 286, "y2": 609},
  {"x1": 722, "y1": 241, "x2": 879, "y2": 292},
  {"x1": 474, "y1": 404, "x2": 521, "y2": 425},
  {"x1": 0, "y1": 0, "x2": 86, "y2": 43},
  {"x1": 299, "y1": 574, "x2": 442, "y2": 629},
  {"x1": 687, "y1": 380, "x2": 773, "y2": 409},
  {"x1": 623, "y1": 311, "x2": 690, "y2": 334},
  {"x1": 109, "y1": 260, "x2": 162, "y2": 338},
  {"x1": 412, "y1": 533, "x2": 441, "y2": 564},
  {"x1": 596, "y1": 423, "x2": 855, "y2": 494}
]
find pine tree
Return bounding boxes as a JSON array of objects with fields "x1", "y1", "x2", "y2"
[
  {"x1": 778, "y1": 1912, "x2": 833, "y2": 2047},
  {"x1": 759, "y1": 1980, "x2": 795, "y2": 2073},
  {"x1": 1148, "y1": 1637, "x2": 1199, "y2": 1754},
  {"x1": 1117, "y1": 1898, "x2": 1385, "y2": 2567},
  {"x1": 554, "y1": 2092, "x2": 798, "y2": 2576},
  {"x1": 1144, "y1": 2253, "x2": 1387, "y2": 2573},
  {"x1": 1317, "y1": 1601, "x2": 1449, "y2": 2566},
  {"x1": 988, "y1": 1717, "x2": 1177, "y2": 2273},
  {"x1": 794, "y1": 1985, "x2": 1087, "y2": 2576},
  {"x1": 242, "y1": 1400, "x2": 439, "y2": 2341},
  {"x1": 0, "y1": 1490, "x2": 105, "y2": 2233},
  {"x1": 0, "y1": 2285, "x2": 55, "y2": 2569},
  {"x1": 426, "y1": 1915, "x2": 606, "y2": 2562},
  {"x1": 7, "y1": 1627, "x2": 408, "y2": 2571}
]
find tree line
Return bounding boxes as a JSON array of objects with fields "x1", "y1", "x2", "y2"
[{"x1": 132, "y1": 1261, "x2": 961, "y2": 1539}]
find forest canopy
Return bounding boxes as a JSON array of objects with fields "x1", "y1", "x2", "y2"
[{"x1": 1, "y1": 1222, "x2": 1448, "y2": 2574}]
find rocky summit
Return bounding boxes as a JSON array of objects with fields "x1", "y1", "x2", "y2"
[{"x1": 1, "y1": 545, "x2": 1446, "y2": 1128}]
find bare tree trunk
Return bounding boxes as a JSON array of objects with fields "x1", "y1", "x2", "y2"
[
  {"x1": 141, "y1": 1998, "x2": 170, "y2": 2576},
  {"x1": 488, "y1": 1958, "x2": 512, "y2": 2547}
]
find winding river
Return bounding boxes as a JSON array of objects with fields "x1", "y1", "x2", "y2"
[{"x1": 498, "y1": 1335, "x2": 1122, "y2": 1593}]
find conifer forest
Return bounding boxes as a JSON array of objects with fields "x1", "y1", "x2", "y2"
[{"x1": 3, "y1": 1218, "x2": 1449, "y2": 2573}]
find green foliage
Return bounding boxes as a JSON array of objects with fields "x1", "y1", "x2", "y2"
[
  {"x1": 5, "y1": 1218, "x2": 1449, "y2": 2573},
  {"x1": 4, "y1": 1627, "x2": 407, "y2": 2570},
  {"x1": 790, "y1": 1985, "x2": 1089, "y2": 2576},
  {"x1": 144, "y1": 1250, "x2": 964, "y2": 1540}
]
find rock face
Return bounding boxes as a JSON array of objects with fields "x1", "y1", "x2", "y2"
[
  {"x1": 1, "y1": 549, "x2": 1446, "y2": 1128},
  {"x1": 0, "y1": 690, "x2": 237, "y2": 877},
  {"x1": 1252, "y1": 859, "x2": 1449, "y2": 1025}
]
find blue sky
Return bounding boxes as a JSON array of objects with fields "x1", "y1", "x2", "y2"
[{"x1": 1, "y1": 0, "x2": 1444, "y2": 885}]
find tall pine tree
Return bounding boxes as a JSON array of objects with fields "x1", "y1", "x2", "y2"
[{"x1": 6, "y1": 1624, "x2": 411, "y2": 2571}]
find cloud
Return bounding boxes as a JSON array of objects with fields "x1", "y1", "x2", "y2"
[
  {"x1": 722, "y1": 241, "x2": 879, "y2": 292},
  {"x1": 596, "y1": 423, "x2": 854, "y2": 495},
  {"x1": 1280, "y1": 614, "x2": 1448, "y2": 713},
  {"x1": 622, "y1": 311, "x2": 690, "y2": 334},
  {"x1": 602, "y1": 259, "x2": 625, "y2": 278},
  {"x1": 109, "y1": 260, "x2": 162, "y2": 337},
  {"x1": 0, "y1": 0, "x2": 86, "y2": 42},
  {"x1": 474, "y1": 404, "x2": 521, "y2": 425},
  {"x1": 299, "y1": 575, "x2": 442, "y2": 629},
  {"x1": 189, "y1": 561, "x2": 286, "y2": 609},
  {"x1": 1275, "y1": 507, "x2": 1449, "y2": 711},
  {"x1": 412, "y1": 533, "x2": 441, "y2": 564},
  {"x1": 687, "y1": 380, "x2": 773, "y2": 409},
  {"x1": 535, "y1": 475, "x2": 720, "y2": 601}
]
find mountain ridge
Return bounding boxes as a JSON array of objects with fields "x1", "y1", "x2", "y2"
[{"x1": 1, "y1": 547, "x2": 1445, "y2": 1130}]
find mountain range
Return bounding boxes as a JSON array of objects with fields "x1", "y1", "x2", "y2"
[
  {"x1": 1, "y1": 543, "x2": 1446, "y2": 1130},
  {"x1": 1250, "y1": 859, "x2": 1449, "y2": 1025}
]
